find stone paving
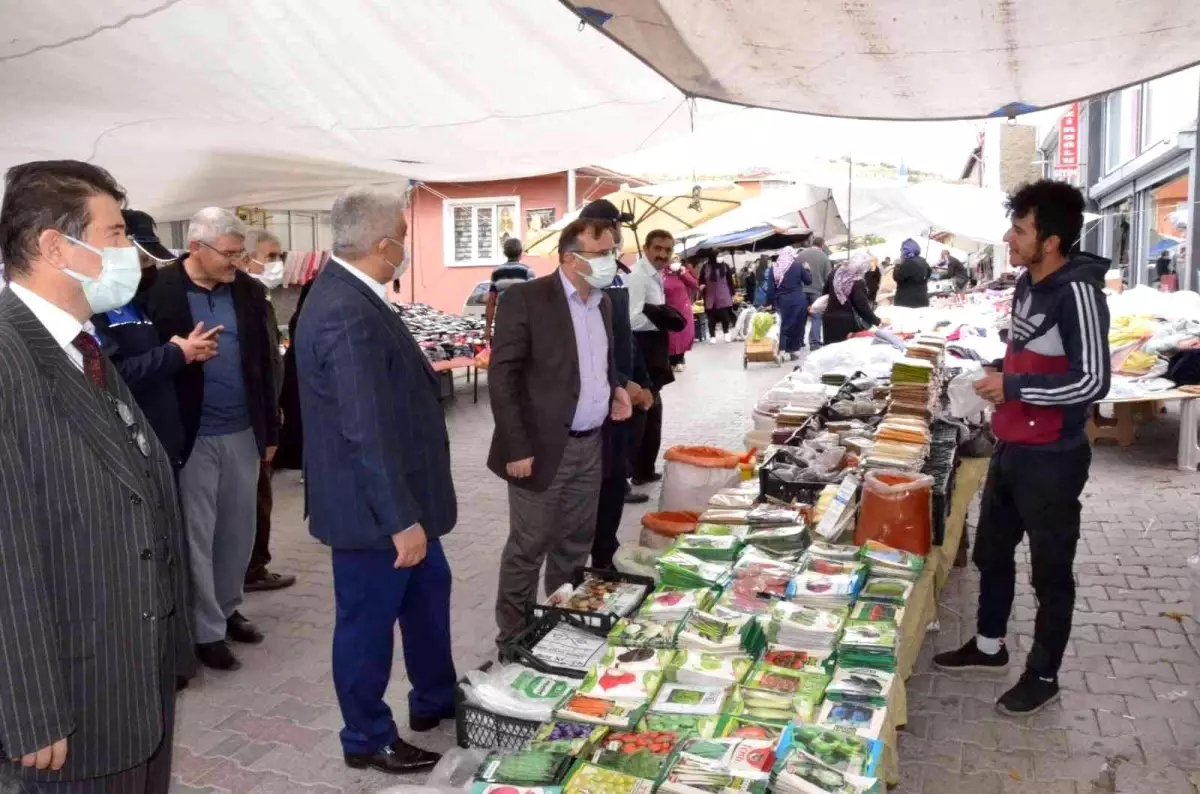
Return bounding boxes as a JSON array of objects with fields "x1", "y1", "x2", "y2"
[{"x1": 169, "y1": 341, "x2": 1200, "y2": 794}]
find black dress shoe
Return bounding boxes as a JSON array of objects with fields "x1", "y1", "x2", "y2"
[
  {"x1": 244, "y1": 570, "x2": 298, "y2": 592},
  {"x1": 344, "y1": 738, "x2": 441, "y2": 774},
  {"x1": 630, "y1": 473, "x2": 662, "y2": 486},
  {"x1": 226, "y1": 611, "x2": 264, "y2": 644},
  {"x1": 196, "y1": 641, "x2": 241, "y2": 671},
  {"x1": 176, "y1": 676, "x2": 190, "y2": 692},
  {"x1": 409, "y1": 711, "x2": 455, "y2": 733}
]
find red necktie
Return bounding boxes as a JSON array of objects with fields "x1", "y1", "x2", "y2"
[{"x1": 72, "y1": 331, "x2": 108, "y2": 390}]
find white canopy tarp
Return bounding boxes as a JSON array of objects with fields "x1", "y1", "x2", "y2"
[
  {"x1": 830, "y1": 180, "x2": 1014, "y2": 245},
  {"x1": 563, "y1": 0, "x2": 1200, "y2": 120},
  {"x1": 0, "y1": 0, "x2": 692, "y2": 219},
  {"x1": 680, "y1": 184, "x2": 848, "y2": 243}
]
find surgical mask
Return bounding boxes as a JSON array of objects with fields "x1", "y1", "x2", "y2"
[
  {"x1": 251, "y1": 259, "x2": 285, "y2": 290},
  {"x1": 385, "y1": 237, "x2": 409, "y2": 280},
  {"x1": 62, "y1": 236, "x2": 143, "y2": 313},
  {"x1": 576, "y1": 252, "x2": 618, "y2": 289}
]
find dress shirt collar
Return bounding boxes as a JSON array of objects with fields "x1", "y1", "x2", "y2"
[
  {"x1": 9, "y1": 281, "x2": 92, "y2": 348},
  {"x1": 558, "y1": 268, "x2": 601, "y2": 308},
  {"x1": 332, "y1": 255, "x2": 389, "y2": 303}
]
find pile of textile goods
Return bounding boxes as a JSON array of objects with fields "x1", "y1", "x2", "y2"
[
  {"x1": 394, "y1": 302, "x2": 486, "y2": 363},
  {"x1": 1101, "y1": 286, "x2": 1200, "y2": 395}
]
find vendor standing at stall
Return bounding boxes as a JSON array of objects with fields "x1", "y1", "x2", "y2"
[
  {"x1": 892, "y1": 239, "x2": 931, "y2": 307},
  {"x1": 763, "y1": 246, "x2": 811, "y2": 360},
  {"x1": 935, "y1": 180, "x2": 1110, "y2": 717}
]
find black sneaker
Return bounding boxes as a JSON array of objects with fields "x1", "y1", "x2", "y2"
[
  {"x1": 996, "y1": 671, "x2": 1060, "y2": 716},
  {"x1": 932, "y1": 637, "x2": 1009, "y2": 671}
]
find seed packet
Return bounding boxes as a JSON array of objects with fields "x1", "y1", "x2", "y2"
[
  {"x1": 707, "y1": 491, "x2": 758, "y2": 509},
  {"x1": 666, "y1": 650, "x2": 753, "y2": 687},
  {"x1": 772, "y1": 754, "x2": 877, "y2": 794},
  {"x1": 762, "y1": 602, "x2": 847, "y2": 651},
  {"x1": 658, "y1": 549, "x2": 734, "y2": 589},
  {"x1": 589, "y1": 729, "x2": 681, "y2": 779},
  {"x1": 698, "y1": 509, "x2": 751, "y2": 525},
  {"x1": 816, "y1": 699, "x2": 886, "y2": 740},
  {"x1": 607, "y1": 616, "x2": 683, "y2": 649},
  {"x1": 528, "y1": 720, "x2": 610, "y2": 756},
  {"x1": 805, "y1": 541, "x2": 860, "y2": 562},
  {"x1": 856, "y1": 577, "x2": 913, "y2": 606},
  {"x1": 847, "y1": 602, "x2": 904, "y2": 626},
  {"x1": 838, "y1": 623, "x2": 897, "y2": 652},
  {"x1": 746, "y1": 504, "x2": 801, "y2": 526},
  {"x1": 778, "y1": 722, "x2": 883, "y2": 779},
  {"x1": 717, "y1": 715, "x2": 787, "y2": 742},
  {"x1": 742, "y1": 666, "x2": 829, "y2": 722},
  {"x1": 543, "y1": 575, "x2": 650, "y2": 617},
  {"x1": 724, "y1": 688, "x2": 794, "y2": 726},
  {"x1": 578, "y1": 667, "x2": 663, "y2": 702},
  {"x1": 744, "y1": 524, "x2": 809, "y2": 557},
  {"x1": 476, "y1": 750, "x2": 575, "y2": 785},
  {"x1": 861, "y1": 540, "x2": 925, "y2": 581},
  {"x1": 638, "y1": 712, "x2": 720, "y2": 739},
  {"x1": 786, "y1": 569, "x2": 864, "y2": 608},
  {"x1": 555, "y1": 694, "x2": 646, "y2": 729},
  {"x1": 672, "y1": 534, "x2": 742, "y2": 562},
  {"x1": 529, "y1": 621, "x2": 610, "y2": 673},
  {"x1": 759, "y1": 648, "x2": 835, "y2": 676},
  {"x1": 824, "y1": 667, "x2": 893, "y2": 708},
  {"x1": 677, "y1": 611, "x2": 751, "y2": 654},
  {"x1": 562, "y1": 761, "x2": 655, "y2": 794},
  {"x1": 598, "y1": 646, "x2": 674, "y2": 672},
  {"x1": 638, "y1": 588, "x2": 707, "y2": 621},
  {"x1": 657, "y1": 738, "x2": 775, "y2": 794},
  {"x1": 650, "y1": 684, "x2": 729, "y2": 716}
]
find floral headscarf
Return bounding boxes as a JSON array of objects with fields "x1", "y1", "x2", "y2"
[
  {"x1": 774, "y1": 246, "x2": 797, "y2": 286},
  {"x1": 833, "y1": 250, "x2": 872, "y2": 304}
]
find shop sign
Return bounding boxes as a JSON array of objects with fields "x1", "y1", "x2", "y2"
[{"x1": 1057, "y1": 103, "x2": 1080, "y2": 172}]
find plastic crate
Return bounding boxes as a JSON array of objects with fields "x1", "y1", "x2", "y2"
[
  {"x1": 454, "y1": 662, "x2": 542, "y2": 750},
  {"x1": 528, "y1": 566, "x2": 655, "y2": 631},
  {"x1": 758, "y1": 447, "x2": 830, "y2": 505},
  {"x1": 499, "y1": 610, "x2": 609, "y2": 679},
  {"x1": 923, "y1": 421, "x2": 959, "y2": 546}
]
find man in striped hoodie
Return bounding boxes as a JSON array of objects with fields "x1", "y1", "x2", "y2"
[{"x1": 935, "y1": 180, "x2": 1110, "y2": 716}]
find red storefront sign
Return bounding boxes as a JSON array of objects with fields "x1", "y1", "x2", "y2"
[{"x1": 1057, "y1": 102, "x2": 1079, "y2": 171}]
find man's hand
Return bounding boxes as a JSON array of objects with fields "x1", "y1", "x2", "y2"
[
  {"x1": 973, "y1": 372, "x2": 1007, "y2": 404},
  {"x1": 391, "y1": 524, "x2": 427, "y2": 569},
  {"x1": 611, "y1": 386, "x2": 633, "y2": 422},
  {"x1": 171, "y1": 322, "x2": 222, "y2": 363},
  {"x1": 264, "y1": 446, "x2": 277, "y2": 465},
  {"x1": 1177, "y1": 337, "x2": 1200, "y2": 351},
  {"x1": 19, "y1": 737, "x2": 68, "y2": 771},
  {"x1": 506, "y1": 457, "x2": 534, "y2": 479}
]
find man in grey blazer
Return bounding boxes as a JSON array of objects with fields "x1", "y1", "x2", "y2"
[{"x1": 0, "y1": 160, "x2": 190, "y2": 793}]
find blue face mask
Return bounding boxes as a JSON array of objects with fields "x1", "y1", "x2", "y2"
[{"x1": 63, "y1": 236, "x2": 142, "y2": 313}]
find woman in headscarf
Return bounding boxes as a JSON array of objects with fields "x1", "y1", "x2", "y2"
[
  {"x1": 763, "y1": 246, "x2": 812, "y2": 360},
  {"x1": 699, "y1": 254, "x2": 738, "y2": 342},
  {"x1": 892, "y1": 238, "x2": 932, "y2": 308},
  {"x1": 664, "y1": 257, "x2": 700, "y2": 370},
  {"x1": 822, "y1": 250, "x2": 882, "y2": 345}
]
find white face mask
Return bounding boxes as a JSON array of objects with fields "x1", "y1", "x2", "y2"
[
  {"x1": 576, "y1": 251, "x2": 618, "y2": 289},
  {"x1": 62, "y1": 236, "x2": 142, "y2": 314},
  {"x1": 251, "y1": 259, "x2": 285, "y2": 290},
  {"x1": 385, "y1": 237, "x2": 409, "y2": 280}
]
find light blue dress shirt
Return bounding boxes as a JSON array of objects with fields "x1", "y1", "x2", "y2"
[{"x1": 559, "y1": 270, "x2": 610, "y2": 432}]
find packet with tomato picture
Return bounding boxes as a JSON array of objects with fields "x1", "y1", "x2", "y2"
[{"x1": 589, "y1": 729, "x2": 681, "y2": 779}]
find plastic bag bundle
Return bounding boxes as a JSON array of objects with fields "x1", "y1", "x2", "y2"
[
  {"x1": 947, "y1": 369, "x2": 989, "y2": 421},
  {"x1": 750, "y1": 311, "x2": 777, "y2": 342}
]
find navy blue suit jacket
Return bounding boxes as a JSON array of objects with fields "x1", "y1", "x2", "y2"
[{"x1": 295, "y1": 261, "x2": 456, "y2": 550}]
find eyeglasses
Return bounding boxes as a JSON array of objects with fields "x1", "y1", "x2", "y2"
[
  {"x1": 199, "y1": 240, "x2": 245, "y2": 261},
  {"x1": 570, "y1": 248, "x2": 619, "y2": 260}
]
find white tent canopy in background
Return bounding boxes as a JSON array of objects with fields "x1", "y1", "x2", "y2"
[
  {"x1": 0, "y1": 0, "x2": 698, "y2": 219},
  {"x1": 562, "y1": 0, "x2": 1200, "y2": 120}
]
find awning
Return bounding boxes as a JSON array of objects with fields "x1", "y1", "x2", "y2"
[
  {"x1": 563, "y1": 1, "x2": 1200, "y2": 120},
  {"x1": 0, "y1": 0, "x2": 691, "y2": 219}
]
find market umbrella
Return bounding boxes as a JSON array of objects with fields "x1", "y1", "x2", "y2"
[{"x1": 525, "y1": 180, "x2": 745, "y2": 257}]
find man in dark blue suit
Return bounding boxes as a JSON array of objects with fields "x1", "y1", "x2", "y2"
[{"x1": 295, "y1": 186, "x2": 454, "y2": 775}]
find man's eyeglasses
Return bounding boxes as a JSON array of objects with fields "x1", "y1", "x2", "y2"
[
  {"x1": 199, "y1": 240, "x2": 245, "y2": 261},
  {"x1": 570, "y1": 247, "x2": 620, "y2": 260}
]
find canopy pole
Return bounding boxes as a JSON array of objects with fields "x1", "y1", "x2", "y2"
[
  {"x1": 1184, "y1": 84, "x2": 1200, "y2": 292},
  {"x1": 846, "y1": 157, "x2": 853, "y2": 254}
]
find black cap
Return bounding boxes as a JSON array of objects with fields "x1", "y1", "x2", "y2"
[
  {"x1": 122, "y1": 209, "x2": 175, "y2": 262},
  {"x1": 579, "y1": 198, "x2": 634, "y2": 225}
]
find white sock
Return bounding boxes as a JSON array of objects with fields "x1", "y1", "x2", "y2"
[{"x1": 975, "y1": 635, "x2": 1002, "y2": 655}]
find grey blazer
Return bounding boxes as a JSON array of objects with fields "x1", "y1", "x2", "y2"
[{"x1": 0, "y1": 288, "x2": 191, "y2": 785}]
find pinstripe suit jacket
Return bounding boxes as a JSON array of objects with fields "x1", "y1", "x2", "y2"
[
  {"x1": 296, "y1": 261, "x2": 457, "y2": 550},
  {"x1": 0, "y1": 288, "x2": 190, "y2": 785}
]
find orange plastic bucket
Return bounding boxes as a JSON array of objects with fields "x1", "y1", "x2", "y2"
[{"x1": 663, "y1": 446, "x2": 741, "y2": 469}]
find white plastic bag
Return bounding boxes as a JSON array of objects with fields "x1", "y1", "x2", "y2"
[
  {"x1": 658, "y1": 453, "x2": 739, "y2": 513},
  {"x1": 947, "y1": 369, "x2": 989, "y2": 421}
]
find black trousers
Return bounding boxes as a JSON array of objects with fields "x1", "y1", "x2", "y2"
[
  {"x1": 706, "y1": 307, "x2": 734, "y2": 335},
  {"x1": 246, "y1": 459, "x2": 273, "y2": 581},
  {"x1": 627, "y1": 391, "x2": 663, "y2": 482},
  {"x1": 591, "y1": 474, "x2": 627, "y2": 569},
  {"x1": 973, "y1": 441, "x2": 1092, "y2": 678}
]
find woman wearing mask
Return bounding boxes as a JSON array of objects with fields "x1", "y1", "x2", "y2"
[
  {"x1": 664, "y1": 257, "x2": 699, "y2": 370},
  {"x1": 892, "y1": 238, "x2": 932, "y2": 308},
  {"x1": 822, "y1": 250, "x2": 882, "y2": 345},
  {"x1": 764, "y1": 246, "x2": 812, "y2": 361},
  {"x1": 699, "y1": 254, "x2": 737, "y2": 342}
]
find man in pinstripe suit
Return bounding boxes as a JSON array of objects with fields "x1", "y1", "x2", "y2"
[{"x1": 0, "y1": 160, "x2": 189, "y2": 793}]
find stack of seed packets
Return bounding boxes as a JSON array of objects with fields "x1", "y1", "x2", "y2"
[
  {"x1": 848, "y1": 601, "x2": 905, "y2": 629},
  {"x1": 836, "y1": 622, "x2": 897, "y2": 672},
  {"x1": 816, "y1": 697, "x2": 887, "y2": 741},
  {"x1": 787, "y1": 560, "x2": 866, "y2": 609},
  {"x1": 576, "y1": 666, "x2": 663, "y2": 704},
  {"x1": 677, "y1": 610, "x2": 752, "y2": 655},
  {"x1": 759, "y1": 602, "x2": 847, "y2": 655},
  {"x1": 657, "y1": 737, "x2": 776, "y2": 794},
  {"x1": 527, "y1": 720, "x2": 610, "y2": 756},
  {"x1": 856, "y1": 576, "x2": 913, "y2": 607},
  {"x1": 672, "y1": 534, "x2": 742, "y2": 563},
  {"x1": 658, "y1": 549, "x2": 734, "y2": 590},
  {"x1": 824, "y1": 667, "x2": 894, "y2": 709},
  {"x1": 738, "y1": 662, "x2": 830, "y2": 723},
  {"x1": 649, "y1": 684, "x2": 730, "y2": 723},
  {"x1": 665, "y1": 650, "x2": 753, "y2": 688},
  {"x1": 563, "y1": 761, "x2": 656, "y2": 794},
  {"x1": 744, "y1": 524, "x2": 810, "y2": 559},
  {"x1": 860, "y1": 540, "x2": 925, "y2": 580},
  {"x1": 773, "y1": 723, "x2": 883, "y2": 793},
  {"x1": 608, "y1": 616, "x2": 684, "y2": 649},
  {"x1": 639, "y1": 588, "x2": 710, "y2": 622},
  {"x1": 694, "y1": 522, "x2": 750, "y2": 540}
]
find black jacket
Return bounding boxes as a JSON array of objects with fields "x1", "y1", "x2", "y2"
[
  {"x1": 139, "y1": 260, "x2": 280, "y2": 462},
  {"x1": 602, "y1": 284, "x2": 650, "y2": 479},
  {"x1": 893, "y1": 256, "x2": 932, "y2": 308}
]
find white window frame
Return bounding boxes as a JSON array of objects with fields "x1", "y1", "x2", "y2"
[{"x1": 443, "y1": 196, "x2": 521, "y2": 267}]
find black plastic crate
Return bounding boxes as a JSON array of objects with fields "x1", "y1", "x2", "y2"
[
  {"x1": 455, "y1": 661, "x2": 542, "y2": 750},
  {"x1": 500, "y1": 610, "x2": 609, "y2": 679},
  {"x1": 528, "y1": 566, "x2": 655, "y2": 632},
  {"x1": 923, "y1": 421, "x2": 959, "y2": 546},
  {"x1": 758, "y1": 447, "x2": 831, "y2": 505}
]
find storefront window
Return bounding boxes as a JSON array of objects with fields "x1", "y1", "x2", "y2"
[
  {"x1": 1144, "y1": 172, "x2": 1190, "y2": 290},
  {"x1": 1105, "y1": 87, "x2": 1141, "y2": 172},
  {"x1": 1142, "y1": 66, "x2": 1200, "y2": 150},
  {"x1": 1107, "y1": 199, "x2": 1133, "y2": 283}
]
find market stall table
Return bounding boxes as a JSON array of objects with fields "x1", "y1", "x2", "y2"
[
  {"x1": 1086, "y1": 389, "x2": 1200, "y2": 471},
  {"x1": 431, "y1": 357, "x2": 481, "y2": 403}
]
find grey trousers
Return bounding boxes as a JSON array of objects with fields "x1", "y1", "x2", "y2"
[
  {"x1": 495, "y1": 433, "x2": 602, "y2": 643},
  {"x1": 179, "y1": 428, "x2": 260, "y2": 644}
]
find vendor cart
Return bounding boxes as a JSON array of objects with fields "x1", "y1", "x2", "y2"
[{"x1": 743, "y1": 337, "x2": 782, "y2": 368}]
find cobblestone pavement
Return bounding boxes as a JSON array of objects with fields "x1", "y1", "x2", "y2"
[{"x1": 169, "y1": 341, "x2": 1200, "y2": 794}]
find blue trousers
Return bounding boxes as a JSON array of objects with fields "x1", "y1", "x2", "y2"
[{"x1": 331, "y1": 540, "x2": 457, "y2": 754}]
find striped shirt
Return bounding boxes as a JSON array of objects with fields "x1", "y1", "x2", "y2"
[{"x1": 490, "y1": 260, "x2": 535, "y2": 296}]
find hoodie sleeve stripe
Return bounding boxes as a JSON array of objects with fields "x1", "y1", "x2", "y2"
[{"x1": 1020, "y1": 282, "x2": 1106, "y2": 405}]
